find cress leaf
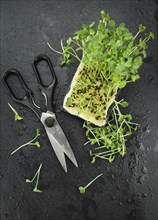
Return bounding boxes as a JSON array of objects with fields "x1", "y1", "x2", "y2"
[
  {"x1": 36, "y1": 128, "x2": 40, "y2": 136},
  {"x1": 15, "y1": 113, "x2": 23, "y2": 121},
  {"x1": 119, "y1": 81, "x2": 127, "y2": 88},
  {"x1": 120, "y1": 101, "x2": 128, "y2": 108},
  {"x1": 139, "y1": 24, "x2": 146, "y2": 32},
  {"x1": 79, "y1": 186, "x2": 86, "y2": 194}
]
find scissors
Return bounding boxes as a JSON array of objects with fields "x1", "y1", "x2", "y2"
[{"x1": 3, "y1": 54, "x2": 78, "y2": 172}]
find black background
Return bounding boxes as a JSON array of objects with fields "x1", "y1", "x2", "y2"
[{"x1": 0, "y1": 0, "x2": 158, "y2": 220}]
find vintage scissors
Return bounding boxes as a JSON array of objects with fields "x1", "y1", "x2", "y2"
[{"x1": 3, "y1": 54, "x2": 78, "y2": 172}]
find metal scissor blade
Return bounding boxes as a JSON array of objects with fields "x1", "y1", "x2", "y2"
[
  {"x1": 40, "y1": 111, "x2": 78, "y2": 169},
  {"x1": 45, "y1": 128, "x2": 68, "y2": 172},
  {"x1": 53, "y1": 119, "x2": 78, "y2": 168}
]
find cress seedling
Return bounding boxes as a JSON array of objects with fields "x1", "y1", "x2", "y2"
[
  {"x1": 8, "y1": 103, "x2": 23, "y2": 121},
  {"x1": 11, "y1": 129, "x2": 41, "y2": 155}
]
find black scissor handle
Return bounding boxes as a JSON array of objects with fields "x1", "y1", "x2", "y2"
[
  {"x1": 3, "y1": 69, "x2": 30, "y2": 101},
  {"x1": 32, "y1": 54, "x2": 57, "y2": 112},
  {"x1": 32, "y1": 54, "x2": 56, "y2": 87},
  {"x1": 2, "y1": 69, "x2": 41, "y2": 117}
]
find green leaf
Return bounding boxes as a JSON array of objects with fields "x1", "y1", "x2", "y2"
[
  {"x1": 124, "y1": 59, "x2": 132, "y2": 68},
  {"x1": 115, "y1": 40, "x2": 122, "y2": 47},
  {"x1": 108, "y1": 155, "x2": 115, "y2": 163},
  {"x1": 15, "y1": 113, "x2": 23, "y2": 121},
  {"x1": 91, "y1": 156, "x2": 96, "y2": 164},
  {"x1": 149, "y1": 32, "x2": 154, "y2": 40},
  {"x1": 108, "y1": 20, "x2": 115, "y2": 27},
  {"x1": 125, "y1": 114, "x2": 132, "y2": 121},
  {"x1": 66, "y1": 97, "x2": 73, "y2": 107},
  {"x1": 139, "y1": 24, "x2": 146, "y2": 32},
  {"x1": 139, "y1": 39, "x2": 147, "y2": 49},
  {"x1": 119, "y1": 81, "x2": 127, "y2": 88},
  {"x1": 89, "y1": 150, "x2": 93, "y2": 156},
  {"x1": 33, "y1": 188, "x2": 42, "y2": 193},
  {"x1": 73, "y1": 35, "x2": 79, "y2": 41},
  {"x1": 123, "y1": 49, "x2": 130, "y2": 58},
  {"x1": 124, "y1": 33, "x2": 133, "y2": 41},
  {"x1": 120, "y1": 23, "x2": 125, "y2": 28},
  {"x1": 35, "y1": 141, "x2": 40, "y2": 148},
  {"x1": 36, "y1": 129, "x2": 40, "y2": 136},
  {"x1": 118, "y1": 115, "x2": 124, "y2": 123},
  {"x1": 101, "y1": 10, "x2": 110, "y2": 22},
  {"x1": 89, "y1": 28, "x2": 95, "y2": 35},
  {"x1": 133, "y1": 56, "x2": 143, "y2": 69},
  {"x1": 79, "y1": 186, "x2": 86, "y2": 194},
  {"x1": 66, "y1": 37, "x2": 72, "y2": 45},
  {"x1": 90, "y1": 21, "x2": 95, "y2": 27},
  {"x1": 26, "y1": 179, "x2": 32, "y2": 183},
  {"x1": 142, "y1": 50, "x2": 146, "y2": 58},
  {"x1": 66, "y1": 59, "x2": 74, "y2": 66},
  {"x1": 59, "y1": 61, "x2": 66, "y2": 67},
  {"x1": 121, "y1": 101, "x2": 128, "y2": 108},
  {"x1": 131, "y1": 74, "x2": 140, "y2": 82}
]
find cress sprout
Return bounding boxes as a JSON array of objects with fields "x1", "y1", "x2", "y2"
[
  {"x1": 26, "y1": 163, "x2": 43, "y2": 193},
  {"x1": 79, "y1": 173, "x2": 103, "y2": 194},
  {"x1": 8, "y1": 103, "x2": 23, "y2": 121},
  {"x1": 11, "y1": 129, "x2": 41, "y2": 155}
]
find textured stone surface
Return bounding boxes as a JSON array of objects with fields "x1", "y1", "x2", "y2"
[{"x1": 0, "y1": 0, "x2": 158, "y2": 220}]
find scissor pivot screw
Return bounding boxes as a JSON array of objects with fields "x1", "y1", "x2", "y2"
[{"x1": 45, "y1": 117, "x2": 55, "y2": 127}]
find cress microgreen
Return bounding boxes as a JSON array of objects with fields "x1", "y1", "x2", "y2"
[
  {"x1": 11, "y1": 128, "x2": 41, "y2": 155},
  {"x1": 79, "y1": 173, "x2": 103, "y2": 194},
  {"x1": 26, "y1": 163, "x2": 43, "y2": 193},
  {"x1": 8, "y1": 103, "x2": 23, "y2": 121},
  {"x1": 48, "y1": 10, "x2": 154, "y2": 126},
  {"x1": 83, "y1": 99, "x2": 138, "y2": 163}
]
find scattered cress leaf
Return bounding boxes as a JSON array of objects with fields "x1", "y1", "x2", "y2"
[{"x1": 8, "y1": 103, "x2": 23, "y2": 121}]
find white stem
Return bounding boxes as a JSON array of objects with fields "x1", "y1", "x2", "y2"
[
  {"x1": 113, "y1": 108, "x2": 118, "y2": 129},
  {"x1": 84, "y1": 141, "x2": 90, "y2": 146},
  {"x1": 47, "y1": 42, "x2": 63, "y2": 55},
  {"x1": 11, "y1": 142, "x2": 28, "y2": 155},
  {"x1": 133, "y1": 31, "x2": 140, "y2": 40},
  {"x1": 90, "y1": 130, "x2": 100, "y2": 146},
  {"x1": 61, "y1": 39, "x2": 64, "y2": 52},
  {"x1": 128, "y1": 122, "x2": 139, "y2": 126},
  {"x1": 85, "y1": 173, "x2": 103, "y2": 189},
  {"x1": 34, "y1": 164, "x2": 43, "y2": 189},
  {"x1": 11, "y1": 134, "x2": 38, "y2": 155},
  {"x1": 8, "y1": 103, "x2": 17, "y2": 114},
  {"x1": 29, "y1": 163, "x2": 43, "y2": 183}
]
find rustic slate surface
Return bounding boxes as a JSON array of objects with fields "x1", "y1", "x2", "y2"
[{"x1": 0, "y1": 0, "x2": 158, "y2": 220}]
